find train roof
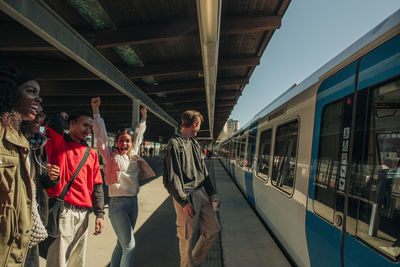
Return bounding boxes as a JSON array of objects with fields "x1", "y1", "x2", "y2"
[{"x1": 240, "y1": 9, "x2": 400, "y2": 131}]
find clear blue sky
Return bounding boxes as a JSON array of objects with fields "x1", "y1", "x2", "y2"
[{"x1": 228, "y1": 1, "x2": 400, "y2": 129}]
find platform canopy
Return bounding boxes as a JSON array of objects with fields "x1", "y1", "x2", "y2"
[{"x1": 0, "y1": 0, "x2": 290, "y2": 142}]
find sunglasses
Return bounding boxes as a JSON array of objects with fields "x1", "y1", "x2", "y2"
[{"x1": 117, "y1": 128, "x2": 135, "y2": 136}]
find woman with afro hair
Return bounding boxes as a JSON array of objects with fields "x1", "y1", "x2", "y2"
[{"x1": 0, "y1": 67, "x2": 46, "y2": 266}]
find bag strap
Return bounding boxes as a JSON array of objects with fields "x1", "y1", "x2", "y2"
[{"x1": 57, "y1": 146, "x2": 91, "y2": 200}]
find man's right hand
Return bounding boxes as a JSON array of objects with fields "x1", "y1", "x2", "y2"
[
  {"x1": 91, "y1": 97, "x2": 101, "y2": 114},
  {"x1": 183, "y1": 203, "x2": 195, "y2": 217},
  {"x1": 47, "y1": 164, "x2": 60, "y2": 180}
]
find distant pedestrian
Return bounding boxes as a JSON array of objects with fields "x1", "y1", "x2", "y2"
[{"x1": 164, "y1": 110, "x2": 220, "y2": 267}]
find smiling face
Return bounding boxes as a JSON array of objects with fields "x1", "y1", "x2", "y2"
[
  {"x1": 117, "y1": 133, "x2": 134, "y2": 155},
  {"x1": 15, "y1": 80, "x2": 42, "y2": 121},
  {"x1": 69, "y1": 116, "x2": 93, "y2": 142},
  {"x1": 30, "y1": 106, "x2": 45, "y2": 134}
]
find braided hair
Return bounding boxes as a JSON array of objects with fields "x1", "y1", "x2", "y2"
[{"x1": 0, "y1": 67, "x2": 21, "y2": 130}]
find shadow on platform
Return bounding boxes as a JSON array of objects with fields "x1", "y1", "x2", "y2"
[{"x1": 135, "y1": 195, "x2": 179, "y2": 266}]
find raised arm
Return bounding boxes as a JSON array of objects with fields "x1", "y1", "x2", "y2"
[{"x1": 91, "y1": 97, "x2": 113, "y2": 163}]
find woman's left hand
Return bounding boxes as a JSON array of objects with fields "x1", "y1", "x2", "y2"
[
  {"x1": 47, "y1": 164, "x2": 60, "y2": 180},
  {"x1": 140, "y1": 107, "x2": 147, "y2": 120}
]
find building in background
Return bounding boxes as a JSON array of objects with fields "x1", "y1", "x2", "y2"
[{"x1": 218, "y1": 119, "x2": 240, "y2": 142}]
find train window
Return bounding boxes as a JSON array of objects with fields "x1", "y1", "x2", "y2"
[
  {"x1": 231, "y1": 139, "x2": 237, "y2": 162},
  {"x1": 348, "y1": 81, "x2": 400, "y2": 260},
  {"x1": 246, "y1": 130, "x2": 257, "y2": 171},
  {"x1": 358, "y1": 34, "x2": 400, "y2": 91},
  {"x1": 314, "y1": 100, "x2": 344, "y2": 223},
  {"x1": 257, "y1": 129, "x2": 272, "y2": 181},
  {"x1": 238, "y1": 137, "x2": 246, "y2": 167},
  {"x1": 272, "y1": 120, "x2": 299, "y2": 195}
]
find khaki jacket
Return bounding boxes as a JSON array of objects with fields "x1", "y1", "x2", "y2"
[{"x1": 0, "y1": 125, "x2": 32, "y2": 267}]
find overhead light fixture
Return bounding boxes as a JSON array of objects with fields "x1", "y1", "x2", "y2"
[{"x1": 196, "y1": 0, "x2": 222, "y2": 139}]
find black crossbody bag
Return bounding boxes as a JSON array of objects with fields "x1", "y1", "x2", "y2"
[{"x1": 39, "y1": 146, "x2": 91, "y2": 258}]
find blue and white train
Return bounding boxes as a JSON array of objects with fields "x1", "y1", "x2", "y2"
[{"x1": 216, "y1": 10, "x2": 400, "y2": 267}]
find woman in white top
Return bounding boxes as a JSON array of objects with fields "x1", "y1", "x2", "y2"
[{"x1": 91, "y1": 97, "x2": 149, "y2": 267}]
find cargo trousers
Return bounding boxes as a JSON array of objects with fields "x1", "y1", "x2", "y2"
[
  {"x1": 46, "y1": 204, "x2": 89, "y2": 267},
  {"x1": 173, "y1": 187, "x2": 220, "y2": 267}
]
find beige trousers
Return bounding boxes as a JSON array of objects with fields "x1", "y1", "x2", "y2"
[
  {"x1": 173, "y1": 187, "x2": 220, "y2": 267},
  {"x1": 46, "y1": 205, "x2": 89, "y2": 267}
]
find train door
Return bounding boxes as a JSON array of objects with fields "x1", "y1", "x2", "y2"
[
  {"x1": 245, "y1": 123, "x2": 258, "y2": 207},
  {"x1": 308, "y1": 34, "x2": 400, "y2": 266},
  {"x1": 343, "y1": 76, "x2": 400, "y2": 266},
  {"x1": 307, "y1": 61, "x2": 357, "y2": 266},
  {"x1": 342, "y1": 34, "x2": 400, "y2": 266}
]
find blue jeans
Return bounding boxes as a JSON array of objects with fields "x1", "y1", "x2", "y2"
[{"x1": 109, "y1": 196, "x2": 138, "y2": 267}]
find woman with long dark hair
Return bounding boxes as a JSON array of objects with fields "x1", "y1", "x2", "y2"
[{"x1": 91, "y1": 97, "x2": 153, "y2": 267}]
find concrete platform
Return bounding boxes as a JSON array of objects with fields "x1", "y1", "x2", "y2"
[
  {"x1": 39, "y1": 158, "x2": 290, "y2": 267},
  {"x1": 210, "y1": 159, "x2": 291, "y2": 267}
]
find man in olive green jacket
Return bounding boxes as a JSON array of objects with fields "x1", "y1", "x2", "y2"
[{"x1": 0, "y1": 126, "x2": 33, "y2": 266}]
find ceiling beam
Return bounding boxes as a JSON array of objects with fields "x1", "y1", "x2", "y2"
[
  {"x1": 1, "y1": 58, "x2": 99, "y2": 80},
  {"x1": 159, "y1": 100, "x2": 235, "y2": 110},
  {"x1": 154, "y1": 91, "x2": 238, "y2": 105},
  {"x1": 159, "y1": 104, "x2": 228, "y2": 113},
  {"x1": 164, "y1": 106, "x2": 232, "y2": 113},
  {"x1": 0, "y1": 23, "x2": 57, "y2": 51},
  {"x1": 43, "y1": 105, "x2": 132, "y2": 113},
  {"x1": 124, "y1": 57, "x2": 260, "y2": 78},
  {"x1": 142, "y1": 77, "x2": 248, "y2": 95},
  {"x1": 92, "y1": 20, "x2": 197, "y2": 48},
  {"x1": 1, "y1": 56, "x2": 259, "y2": 80},
  {"x1": 221, "y1": 16, "x2": 281, "y2": 34},
  {"x1": 89, "y1": 16, "x2": 281, "y2": 48},
  {"x1": 42, "y1": 95, "x2": 131, "y2": 107},
  {"x1": 39, "y1": 80, "x2": 123, "y2": 96},
  {"x1": 0, "y1": 16, "x2": 281, "y2": 51},
  {"x1": 0, "y1": 0, "x2": 178, "y2": 130}
]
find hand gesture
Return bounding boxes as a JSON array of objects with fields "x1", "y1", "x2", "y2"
[
  {"x1": 140, "y1": 107, "x2": 147, "y2": 120},
  {"x1": 91, "y1": 97, "x2": 101, "y2": 114},
  {"x1": 47, "y1": 164, "x2": 60, "y2": 181}
]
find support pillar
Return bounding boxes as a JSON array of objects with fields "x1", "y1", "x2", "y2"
[{"x1": 131, "y1": 99, "x2": 140, "y2": 128}]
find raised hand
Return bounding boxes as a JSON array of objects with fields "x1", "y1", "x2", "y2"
[
  {"x1": 91, "y1": 97, "x2": 101, "y2": 114},
  {"x1": 140, "y1": 106, "x2": 147, "y2": 120}
]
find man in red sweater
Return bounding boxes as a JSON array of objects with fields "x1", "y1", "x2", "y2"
[{"x1": 45, "y1": 110, "x2": 104, "y2": 267}]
